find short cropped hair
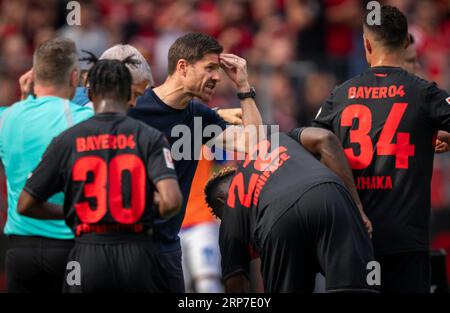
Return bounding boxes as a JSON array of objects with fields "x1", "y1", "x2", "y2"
[
  {"x1": 33, "y1": 38, "x2": 78, "y2": 86},
  {"x1": 167, "y1": 32, "x2": 223, "y2": 75},
  {"x1": 100, "y1": 44, "x2": 154, "y2": 86},
  {"x1": 204, "y1": 167, "x2": 236, "y2": 219},
  {"x1": 364, "y1": 5, "x2": 408, "y2": 50}
]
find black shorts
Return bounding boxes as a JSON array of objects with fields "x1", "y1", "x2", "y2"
[
  {"x1": 376, "y1": 251, "x2": 430, "y2": 293},
  {"x1": 6, "y1": 235, "x2": 73, "y2": 293},
  {"x1": 156, "y1": 247, "x2": 185, "y2": 293},
  {"x1": 260, "y1": 182, "x2": 377, "y2": 293},
  {"x1": 63, "y1": 233, "x2": 168, "y2": 293}
]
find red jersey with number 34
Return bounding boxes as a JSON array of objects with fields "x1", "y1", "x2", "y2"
[
  {"x1": 313, "y1": 66, "x2": 450, "y2": 255},
  {"x1": 24, "y1": 113, "x2": 177, "y2": 236}
]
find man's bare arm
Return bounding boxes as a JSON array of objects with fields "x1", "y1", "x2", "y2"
[
  {"x1": 224, "y1": 273, "x2": 251, "y2": 293},
  {"x1": 213, "y1": 54, "x2": 262, "y2": 152},
  {"x1": 293, "y1": 127, "x2": 373, "y2": 235},
  {"x1": 17, "y1": 190, "x2": 64, "y2": 219}
]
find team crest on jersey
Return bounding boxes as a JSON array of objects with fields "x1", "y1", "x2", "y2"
[{"x1": 163, "y1": 148, "x2": 175, "y2": 169}]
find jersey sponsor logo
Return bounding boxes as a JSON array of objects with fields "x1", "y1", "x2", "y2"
[
  {"x1": 163, "y1": 147, "x2": 175, "y2": 169},
  {"x1": 76, "y1": 134, "x2": 136, "y2": 152},
  {"x1": 227, "y1": 140, "x2": 291, "y2": 209},
  {"x1": 75, "y1": 223, "x2": 144, "y2": 236},
  {"x1": 356, "y1": 175, "x2": 393, "y2": 190},
  {"x1": 348, "y1": 85, "x2": 405, "y2": 100}
]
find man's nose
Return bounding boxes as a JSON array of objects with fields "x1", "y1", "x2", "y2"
[{"x1": 212, "y1": 69, "x2": 221, "y2": 82}]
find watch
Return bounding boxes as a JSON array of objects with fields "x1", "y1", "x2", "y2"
[{"x1": 237, "y1": 86, "x2": 256, "y2": 100}]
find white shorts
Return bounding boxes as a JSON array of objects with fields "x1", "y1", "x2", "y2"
[{"x1": 180, "y1": 221, "x2": 222, "y2": 287}]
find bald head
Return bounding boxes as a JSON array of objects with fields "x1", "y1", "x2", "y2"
[
  {"x1": 100, "y1": 44, "x2": 153, "y2": 107},
  {"x1": 100, "y1": 44, "x2": 154, "y2": 86}
]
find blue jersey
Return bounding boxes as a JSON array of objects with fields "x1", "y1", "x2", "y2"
[
  {"x1": 128, "y1": 89, "x2": 227, "y2": 251},
  {"x1": 0, "y1": 95, "x2": 93, "y2": 239}
]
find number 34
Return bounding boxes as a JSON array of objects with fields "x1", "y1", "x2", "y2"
[{"x1": 341, "y1": 103, "x2": 415, "y2": 170}]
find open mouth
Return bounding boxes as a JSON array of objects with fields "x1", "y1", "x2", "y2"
[{"x1": 204, "y1": 83, "x2": 216, "y2": 93}]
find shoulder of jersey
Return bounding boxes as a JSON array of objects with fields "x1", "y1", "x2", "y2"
[
  {"x1": 127, "y1": 115, "x2": 164, "y2": 136},
  {"x1": 333, "y1": 71, "x2": 368, "y2": 92}
]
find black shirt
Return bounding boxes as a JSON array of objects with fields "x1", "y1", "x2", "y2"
[
  {"x1": 25, "y1": 113, "x2": 177, "y2": 237},
  {"x1": 312, "y1": 66, "x2": 450, "y2": 255},
  {"x1": 128, "y1": 89, "x2": 227, "y2": 251},
  {"x1": 220, "y1": 132, "x2": 343, "y2": 280}
]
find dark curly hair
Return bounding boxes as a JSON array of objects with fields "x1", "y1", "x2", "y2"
[{"x1": 204, "y1": 167, "x2": 236, "y2": 219}]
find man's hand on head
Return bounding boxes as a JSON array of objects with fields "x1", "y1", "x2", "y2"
[{"x1": 219, "y1": 54, "x2": 250, "y2": 92}]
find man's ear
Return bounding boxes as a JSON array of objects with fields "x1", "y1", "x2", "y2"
[
  {"x1": 404, "y1": 35, "x2": 410, "y2": 49},
  {"x1": 177, "y1": 59, "x2": 188, "y2": 77},
  {"x1": 70, "y1": 68, "x2": 80, "y2": 87},
  {"x1": 364, "y1": 35, "x2": 372, "y2": 54}
]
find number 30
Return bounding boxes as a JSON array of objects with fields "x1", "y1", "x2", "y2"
[{"x1": 72, "y1": 154, "x2": 146, "y2": 224}]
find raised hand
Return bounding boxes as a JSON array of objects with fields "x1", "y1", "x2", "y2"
[{"x1": 219, "y1": 54, "x2": 250, "y2": 92}]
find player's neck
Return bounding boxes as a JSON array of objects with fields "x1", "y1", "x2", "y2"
[
  {"x1": 34, "y1": 84, "x2": 73, "y2": 100},
  {"x1": 154, "y1": 77, "x2": 192, "y2": 110},
  {"x1": 94, "y1": 99, "x2": 127, "y2": 114},
  {"x1": 370, "y1": 50, "x2": 404, "y2": 68}
]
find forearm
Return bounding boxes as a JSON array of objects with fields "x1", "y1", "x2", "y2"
[
  {"x1": 319, "y1": 139, "x2": 363, "y2": 209},
  {"x1": 298, "y1": 128, "x2": 362, "y2": 209},
  {"x1": 224, "y1": 274, "x2": 251, "y2": 293},
  {"x1": 238, "y1": 93, "x2": 263, "y2": 153},
  {"x1": 19, "y1": 202, "x2": 64, "y2": 220},
  {"x1": 239, "y1": 97, "x2": 262, "y2": 128}
]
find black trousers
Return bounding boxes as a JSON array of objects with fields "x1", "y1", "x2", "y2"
[
  {"x1": 63, "y1": 233, "x2": 168, "y2": 293},
  {"x1": 261, "y1": 183, "x2": 377, "y2": 293},
  {"x1": 6, "y1": 235, "x2": 74, "y2": 293},
  {"x1": 157, "y1": 247, "x2": 185, "y2": 293},
  {"x1": 377, "y1": 251, "x2": 430, "y2": 293}
]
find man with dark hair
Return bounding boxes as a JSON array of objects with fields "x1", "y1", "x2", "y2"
[
  {"x1": 204, "y1": 128, "x2": 376, "y2": 293},
  {"x1": 167, "y1": 32, "x2": 224, "y2": 76},
  {"x1": 17, "y1": 57, "x2": 182, "y2": 292},
  {"x1": 313, "y1": 5, "x2": 450, "y2": 293},
  {"x1": 0, "y1": 38, "x2": 93, "y2": 292},
  {"x1": 128, "y1": 32, "x2": 262, "y2": 292}
]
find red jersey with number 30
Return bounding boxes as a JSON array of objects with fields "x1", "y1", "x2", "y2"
[
  {"x1": 313, "y1": 66, "x2": 450, "y2": 255},
  {"x1": 24, "y1": 113, "x2": 177, "y2": 236}
]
